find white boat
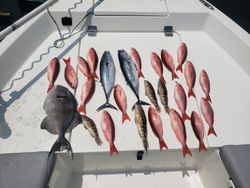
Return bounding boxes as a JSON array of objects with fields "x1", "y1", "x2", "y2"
[{"x1": 0, "y1": 0, "x2": 250, "y2": 187}]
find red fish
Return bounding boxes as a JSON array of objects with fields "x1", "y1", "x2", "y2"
[
  {"x1": 63, "y1": 58, "x2": 78, "y2": 92},
  {"x1": 78, "y1": 78, "x2": 95, "y2": 114},
  {"x1": 148, "y1": 107, "x2": 168, "y2": 150},
  {"x1": 161, "y1": 49, "x2": 179, "y2": 80},
  {"x1": 151, "y1": 52, "x2": 166, "y2": 84},
  {"x1": 47, "y1": 57, "x2": 60, "y2": 93},
  {"x1": 169, "y1": 108, "x2": 192, "y2": 157},
  {"x1": 130, "y1": 48, "x2": 144, "y2": 79},
  {"x1": 200, "y1": 97, "x2": 217, "y2": 136},
  {"x1": 176, "y1": 42, "x2": 187, "y2": 73},
  {"x1": 78, "y1": 56, "x2": 91, "y2": 79},
  {"x1": 113, "y1": 84, "x2": 131, "y2": 124},
  {"x1": 184, "y1": 61, "x2": 196, "y2": 98},
  {"x1": 174, "y1": 82, "x2": 190, "y2": 121},
  {"x1": 101, "y1": 111, "x2": 119, "y2": 156},
  {"x1": 199, "y1": 69, "x2": 212, "y2": 103},
  {"x1": 191, "y1": 111, "x2": 206, "y2": 152},
  {"x1": 87, "y1": 47, "x2": 99, "y2": 80}
]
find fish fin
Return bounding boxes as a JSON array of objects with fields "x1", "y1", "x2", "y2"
[
  {"x1": 159, "y1": 139, "x2": 168, "y2": 151},
  {"x1": 63, "y1": 58, "x2": 71, "y2": 65},
  {"x1": 47, "y1": 84, "x2": 53, "y2": 93},
  {"x1": 48, "y1": 137, "x2": 74, "y2": 160},
  {"x1": 95, "y1": 137, "x2": 103, "y2": 146},
  {"x1": 188, "y1": 89, "x2": 196, "y2": 98},
  {"x1": 206, "y1": 94, "x2": 212, "y2": 103},
  {"x1": 66, "y1": 112, "x2": 82, "y2": 133},
  {"x1": 143, "y1": 139, "x2": 149, "y2": 154},
  {"x1": 164, "y1": 106, "x2": 170, "y2": 114},
  {"x1": 41, "y1": 116, "x2": 57, "y2": 135},
  {"x1": 160, "y1": 75, "x2": 166, "y2": 85},
  {"x1": 208, "y1": 127, "x2": 217, "y2": 137},
  {"x1": 176, "y1": 65, "x2": 183, "y2": 73},
  {"x1": 91, "y1": 72, "x2": 99, "y2": 80},
  {"x1": 132, "y1": 100, "x2": 150, "y2": 110},
  {"x1": 77, "y1": 104, "x2": 86, "y2": 114},
  {"x1": 172, "y1": 72, "x2": 179, "y2": 80},
  {"x1": 156, "y1": 105, "x2": 161, "y2": 113},
  {"x1": 122, "y1": 112, "x2": 131, "y2": 124},
  {"x1": 182, "y1": 145, "x2": 192, "y2": 158},
  {"x1": 97, "y1": 102, "x2": 118, "y2": 112},
  {"x1": 110, "y1": 144, "x2": 119, "y2": 156},
  {"x1": 138, "y1": 71, "x2": 145, "y2": 79},
  {"x1": 182, "y1": 113, "x2": 191, "y2": 122},
  {"x1": 199, "y1": 143, "x2": 207, "y2": 152}
]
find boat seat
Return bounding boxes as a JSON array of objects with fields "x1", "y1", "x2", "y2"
[
  {"x1": 0, "y1": 152, "x2": 55, "y2": 188},
  {"x1": 220, "y1": 145, "x2": 250, "y2": 188}
]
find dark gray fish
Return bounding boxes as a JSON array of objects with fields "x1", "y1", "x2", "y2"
[
  {"x1": 97, "y1": 51, "x2": 117, "y2": 111},
  {"x1": 144, "y1": 80, "x2": 161, "y2": 112},
  {"x1": 118, "y1": 49, "x2": 149, "y2": 109},
  {"x1": 157, "y1": 78, "x2": 169, "y2": 113},
  {"x1": 41, "y1": 85, "x2": 82, "y2": 159}
]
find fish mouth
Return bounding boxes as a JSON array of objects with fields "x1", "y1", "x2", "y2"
[{"x1": 56, "y1": 95, "x2": 66, "y2": 99}]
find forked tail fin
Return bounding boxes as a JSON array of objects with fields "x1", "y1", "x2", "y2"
[
  {"x1": 176, "y1": 65, "x2": 183, "y2": 73},
  {"x1": 188, "y1": 89, "x2": 196, "y2": 98},
  {"x1": 160, "y1": 75, "x2": 166, "y2": 85},
  {"x1": 132, "y1": 100, "x2": 150, "y2": 110},
  {"x1": 208, "y1": 127, "x2": 217, "y2": 137},
  {"x1": 97, "y1": 102, "x2": 117, "y2": 112},
  {"x1": 110, "y1": 143, "x2": 119, "y2": 156},
  {"x1": 78, "y1": 104, "x2": 86, "y2": 114},
  {"x1": 182, "y1": 113, "x2": 191, "y2": 122},
  {"x1": 122, "y1": 112, "x2": 131, "y2": 124},
  {"x1": 172, "y1": 72, "x2": 179, "y2": 80},
  {"x1": 182, "y1": 144, "x2": 192, "y2": 158},
  {"x1": 206, "y1": 94, "x2": 212, "y2": 103},
  {"x1": 47, "y1": 84, "x2": 53, "y2": 93},
  {"x1": 159, "y1": 139, "x2": 168, "y2": 151},
  {"x1": 91, "y1": 72, "x2": 99, "y2": 80},
  {"x1": 199, "y1": 142, "x2": 207, "y2": 152},
  {"x1": 63, "y1": 58, "x2": 71, "y2": 65},
  {"x1": 138, "y1": 71, "x2": 145, "y2": 79}
]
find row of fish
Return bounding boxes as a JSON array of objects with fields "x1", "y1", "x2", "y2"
[{"x1": 43, "y1": 43, "x2": 216, "y2": 158}]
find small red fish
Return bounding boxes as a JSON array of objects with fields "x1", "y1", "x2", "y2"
[
  {"x1": 47, "y1": 57, "x2": 60, "y2": 93},
  {"x1": 151, "y1": 52, "x2": 166, "y2": 84},
  {"x1": 87, "y1": 47, "x2": 99, "y2": 80},
  {"x1": 63, "y1": 57, "x2": 78, "y2": 92},
  {"x1": 176, "y1": 42, "x2": 187, "y2": 73},
  {"x1": 191, "y1": 111, "x2": 207, "y2": 152},
  {"x1": 78, "y1": 56, "x2": 91, "y2": 79},
  {"x1": 184, "y1": 61, "x2": 196, "y2": 98},
  {"x1": 130, "y1": 48, "x2": 144, "y2": 79},
  {"x1": 113, "y1": 84, "x2": 131, "y2": 124},
  {"x1": 174, "y1": 82, "x2": 191, "y2": 121},
  {"x1": 148, "y1": 107, "x2": 168, "y2": 150},
  {"x1": 161, "y1": 49, "x2": 179, "y2": 80},
  {"x1": 101, "y1": 111, "x2": 119, "y2": 156},
  {"x1": 199, "y1": 69, "x2": 212, "y2": 103},
  {"x1": 78, "y1": 78, "x2": 95, "y2": 114},
  {"x1": 200, "y1": 97, "x2": 217, "y2": 136},
  {"x1": 169, "y1": 109, "x2": 192, "y2": 157}
]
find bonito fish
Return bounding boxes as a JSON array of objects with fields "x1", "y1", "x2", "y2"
[
  {"x1": 144, "y1": 80, "x2": 161, "y2": 112},
  {"x1": 157, "y1": 79, "x2": 169, "y2": 113},
  {"x1": 130, "y1": 47, "x2": 144, "y2": 79},
  {"x1": 176, "y1": 42, "x2": 188, "y2": 73},
  {"x1": 87, "y1": 47, "x2": 99, "y2": 80},
  {"x1": 134, "y1": 105, "x2": 148, "y2": 153},
  {"x1": 97, "y1": 51, "x2": 117, "y2": 111},
  {"x1": 47, "y1": 57, "x2": 60, "y2": 93},
  {"x1": 63, "y1": 57, "x2": 78, "y2": 92},
  {"x1": 82, "y1": 115, "x2": 102, "y2": 145},
  {"x1": 41, "y1": 85, "x2": 82, "y2": 159},
  {"x1": 118, "y1": 49, "x2": 149, "y2": 109}
]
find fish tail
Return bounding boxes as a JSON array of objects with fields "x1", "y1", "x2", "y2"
[
  {"x1": 188, "y1": 89, "x2": 196, "y2": 98},
  {"x1": 142, "y1": 139, "x2": 149, "y2": 154},
  {"x1": 199, "y1": 142, "x2": 207, "y2": 152},
  {"x1": 159, "y1": 139, "x2": 168, "y2": 151},
  {"x1": 182, "y1": 144, "x2": 192, "y2": 158},
  {"x1": 95, "y1": 137, "x2": 103, "y2": 146},
  {"x1": 97, "y1": 102, "x2": 118, "y2": 112},
  {"x1": 63, "y1": 57, "x2": 71, "y2": 64},
  {"x1": 122, "y1": 112, "x2": 131, "y2": 124},
  {"x1": 182, "y1": 113, "x2": 191, "y2": 122},
  {"x1": 110, "y1": 143, "x2": 119, "y2": 156},
  {"x1": 77, "y1": 104, "x2": 86, "y2": 114},
  {"x1": 160, "y1": 75, "x2": 166, "y2": 85},
  {"x1": 164, "y1": 106, "x2": 170, "y2": 114},
  {"x1": 155, "y1": 104, "x2": 161, "y2": 113},
  {"x1": 138, "y1": 71, "x2": 145, "y2": 79},
  {"x1": 206, "y1": 94, "x2": 212, "y2": 103},
  {"x1": 91, "y1": 72, "x2": 99, "y2": 80},
  {"x1": 49, "y1": 137, "x2": 74, "y2": 160},
  {"x1": 176, "y1": 65, "x2": 183, "y2": 73},
  {"x1": 208, "y1": 127, "x2": 217, "y2": 137},
  {"x1": 47, "y1": 84, "x2": 53, "y2": 93},
  {"x1": 132, "y1": 100, "x2": 150, "y2": 110},
  {"x1": 172, "y1": 72, "x2": 179, "y2": 80}
]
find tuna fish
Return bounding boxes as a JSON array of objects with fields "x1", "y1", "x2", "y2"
[
  {"x1": 113, "y1": 84, "x2": 131, "y2": 124},
  {"x1": 130, "y1": 47, "x2": 144, "y2": 79},
  {"x1": 118, "y1": 49, "x2": 149, "y2": 109},
  {"x1": 134, "y1": 105, "x2": 148, "y2": 153},
  {"x1": 101, "y1": 111, "x2": 119, "y2": 155},
  {"x1": 151, "y1": 52, "x2": 166, "y2": 84},
  {"x1": 184, "y1": 61, "x2": 196, "y2": 98},
  {"x1": 63, "y1": 57, "x2": 78, "y2": 92},
  {"x1": 176, "y1": 42, "x2": 188, "y2": 73},
  {"x1": 190, "y1": 111, "x2": 206, "y2": 152},
  {"x1": 87, "y1": 47, "x2": 99, "y2": 80},
  {"x1": 157, "y1": 79, "x2": 169, "y2": 113},
  {"x1": 97, "y1": 51, "x2": 117, "y2": 111},
  {"x1": 47, "y1": 57, "x2": 60, "y2": 93},
  {"x1": 199, "y1": 69, "x2": 212, "y2": 103},
  {"x1": 169, "y1": 108, "x2": 192, "y2": 157},
  {"x1": 144, "y1": 80, "x2": 161, "y2": 112},
  {"x1": 41, "y1": 85, "x2": 82, "y2": 159},
  {"x1": 78, "y1": 56, "x2": 91, "y2": 79},
  {"x1": 200, "y1": 97, "x2": 217, "y2": 136},
  {"x1": 161, "y1": 49, "x2": 179, "y2": 80},
  {"x1": 148, "y1": 107, "x2": 168, "y2": 150}
]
